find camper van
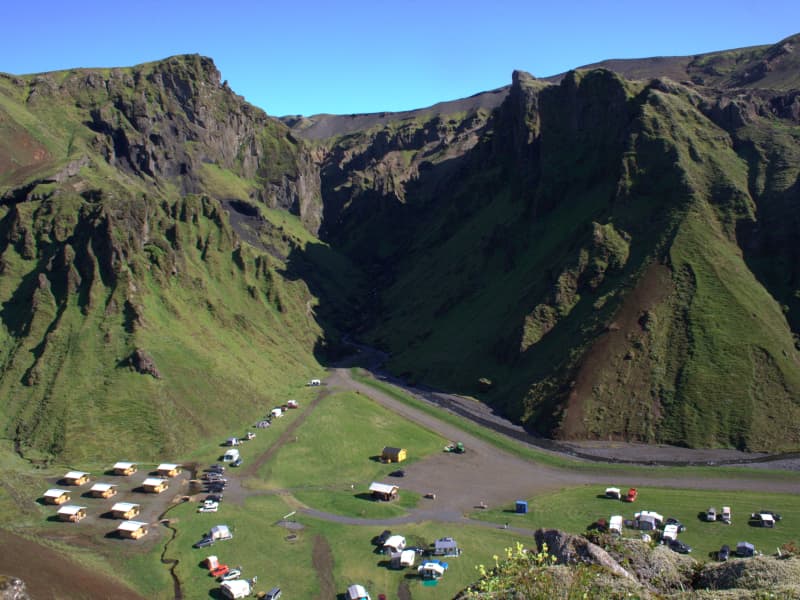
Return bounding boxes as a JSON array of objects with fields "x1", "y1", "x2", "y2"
[{"x1": 222, "y1": 449, "x2": 240, "y2": 463}]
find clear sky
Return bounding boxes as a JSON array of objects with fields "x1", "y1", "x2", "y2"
[{"x1": 2, "y1": 1, "x2": 798, "y2": 116}]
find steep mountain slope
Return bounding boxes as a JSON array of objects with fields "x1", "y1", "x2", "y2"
[
  {"x1": 0, "y1": 55, "x2": 361, "y2": 463},
  {"x1": 292, "y1": 34, "x2": 800, "y2": 452}
]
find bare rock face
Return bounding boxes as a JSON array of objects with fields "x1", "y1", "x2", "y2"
[
  {"x1": 534, "y1": 528, "x2": 635, "y2": 581},
  {"x1": 128, "y1": 348, "x2": 161, "y2": 379},
  {"x1": 0, "y1": 576, "x2": 31, "y2": 600}
]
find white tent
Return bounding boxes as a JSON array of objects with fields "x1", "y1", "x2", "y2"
[
  {"x1": 605, "y1": 487, "x2": 621, "y2": 499},
  {"x1": 220, "y1": 579, "x2": 251, "y2": 599},
  {"x1": 662, "y1": 524, "x2": 679, "y2": 541},
  {"x1": 609, "y1": 515, "x2": 623, "y2": 534},
  {"x1": 383, "y1": 534, "x2": 406, "y2": 552},
  {"x1": 418, "y1": 561, "x2": 447, "y2": 579},
  {"x1": 210, "y1": 524, "x2": 233, "y2": 540},
  {"x1": 346, "y1": 584, "x2": 370, "y2": 600}
]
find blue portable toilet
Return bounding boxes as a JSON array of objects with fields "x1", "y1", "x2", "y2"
[{"x1": 515, "y1": 500, "x2": 528, "y2": 514}]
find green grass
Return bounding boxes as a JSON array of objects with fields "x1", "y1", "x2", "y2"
[
  {"x1": 471, "y1": 485, "x2": 800, "y2": 560},
  {"x1": 154, "y1": 494, "x2": 530, "y2": 600},
  {"x1": 259, "y1": 390, "x2": 445, "y2": 491}
]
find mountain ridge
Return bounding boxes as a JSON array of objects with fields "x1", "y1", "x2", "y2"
[{"x1": 1, "y1": 34, "x2": 799, "y2": 460}]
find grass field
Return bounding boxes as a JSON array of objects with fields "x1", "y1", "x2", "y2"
[
  {"x1": 257, "y1": 391, "x2": 445, "y2": 491},
  {"x1": 470, "y1": 485, "x2": 800, "y2": 559},
  {"x1": 155, "y1": 494, "x2": 529, "y2": 600}
]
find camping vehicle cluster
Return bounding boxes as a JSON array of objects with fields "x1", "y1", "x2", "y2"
[
  {"x1": 41, "y1": 461, "x2": 183, "y2": 538},
  {"x1": 600, "y1": 488, "x2": 775, "y2": 559},
  {"x1": 370, "y1": 530, "x2": 460, "y2": 586}
]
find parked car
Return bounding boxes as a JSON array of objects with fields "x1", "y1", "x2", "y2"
[
  {"x1": 265, "y1": 587, "x2": 282, "y2": 600},
  {"x1": 718, "y1": 544, "x2": 730, "y2": 561},
  {"x1": 192, "y1": 536, "x2": 214, "y2": 548},
  {"x1": 231, "y1": 457, "x2": 243, "y2": 468},
  {"x1": 624, "y1": 488, "x2": 638, "y2": 502},
  {"x1": 207, "y1": 482, "x2": 226, "y2": 493},
  {"x1": 668, "y1": 539, "x2": 692, "y2": 554},
  {"x1": 664, "y1": 518, "x2": 686, "y2": 533},
  {"x1": 706, "y1": 507, "x2": 717, "y2": 522},
  {"x1": 208, "y1": 464, "x2": 225, "y2": 473},
  {"x1": 206, "y1": 493, "x2": 223, "y2": 503},
  {"x1": 209, "y1": 564, "x2": 229, "y2": 578},
  {"x1": 219, "y1": 568, "x2": 241, "y2": 581},
  {"x1": 757, "y1": 510, "x2": 782, "y2": 521},
  {"x1": 198, "y1": 500, "x2": 219, "y2": 513}
]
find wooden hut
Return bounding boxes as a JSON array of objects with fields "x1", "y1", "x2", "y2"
[
  {"x1": 111, "y1": 502, "x2": 141, "y2": 520},
  {"x1": 156, "y1": 463, "x2": 182, "y2": 478},
  {"x1": 113, "y1": 462, "x2": 138, "y2": 476},
  {"x1": 117, "y1": 520, "x2": 148, "y2": 539},
  {"x1": 89, "y1": 483, "x2": 118, "y2": 499},
  {"x1": 63, "y1": 471, "x2": 90, "y2": 486},
  {"x1": 369, "y1": 482, "x2": 399, "y2": 502},
  {"x1": 381, "y1": 447, "x2": 407, "y2": 463},
  {"x1": 43, "y1": 489, "x2": 71, "y2": 505},
  {"x1": 57, "y1": 505, "x2": 87, "y2": 522},
  {"x1": 142, "y1": 478, "x2": 168, "y2": 493}
]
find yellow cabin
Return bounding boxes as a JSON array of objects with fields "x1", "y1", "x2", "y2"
[
  {"x1": 57, "y1": 505, "x2": 87, "y2": 522},
  {"x1": 117, "y1": 520, "x2": 148, "y2": 539},
  {"x1": 142, "y1": 478, "x2": 168, "y2": 493},
  {"x1": 111, "y1": 502, "x2": 141, "y2": 520},
  {"x1": 90, "y1": 483, "x2": 118, "y2": 498},
  {"x1": 381, "y1": 447, "x2": 407, "y2": 463},
  {"x1": 113, "y1": 462, "x2": 138, "y2": 476},
  {"x1": 156, "y1": 463, "x2": 182, "y2": 478},
  {"x1": 43, "y1": 489, "x2": 71, "y2": 505},
  {"x1": 63, "y1": 471, "x2": 90, "y2": 486}
]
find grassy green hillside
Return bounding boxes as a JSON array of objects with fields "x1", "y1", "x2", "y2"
[{"x1": 0, "y1": 55, "x2": 362, "y2": 463}]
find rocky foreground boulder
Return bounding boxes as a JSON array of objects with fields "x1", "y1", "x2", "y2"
[
  {"x1": 458, "y1": 529, "x2": 800, "y2": 599},
  {"x1": 0, "y1": 576, "x2": 30, "y2": 600}
]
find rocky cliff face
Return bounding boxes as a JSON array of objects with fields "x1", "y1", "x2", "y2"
[
  {"x1": 287, "y1": 39, "x2": 800, "y2": 451},
  {"x1": 4, "y1": 55, "x2": 322, "y2": 233}
]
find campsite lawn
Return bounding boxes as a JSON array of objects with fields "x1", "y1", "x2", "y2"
[
  {"x1": 470, "y1": 485, "x2": 800, "y2": 559},
  {"x1": 256, "y1": 391, "x2": 446, "y2": 491},
  {"x1": 156, "y1": 493, "x2": 527, "y2": 600}
]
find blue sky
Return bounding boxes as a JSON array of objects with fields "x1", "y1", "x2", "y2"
[{"x1": 2, "y1": 1, "x2": 798, "y2": 116}]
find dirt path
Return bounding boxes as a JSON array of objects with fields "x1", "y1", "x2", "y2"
[{"x1": 311, "y1": 534, "x2": 336, "y2": 600}]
